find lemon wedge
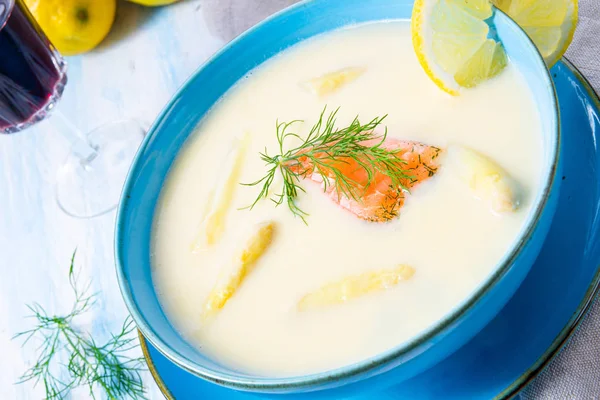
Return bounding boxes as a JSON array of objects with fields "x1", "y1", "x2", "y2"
[
  {"x1": 491, "y1": 0, "x2": 578, "y2": 67},
  {"x1": 412, "y1": 0, "x2": 577, "y2": 94},
  {"x1": 412, "y1": 0, "x2": 506, "y2": 95}
]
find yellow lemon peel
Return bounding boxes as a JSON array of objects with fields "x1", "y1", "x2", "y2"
[{"x1": 24, "y1": 0, "x2": 116, "y2": 56}]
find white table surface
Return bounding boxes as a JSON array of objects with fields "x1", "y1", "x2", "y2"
[{"x1": 1, "y1": 0, "x2": 598, "y2": 398}]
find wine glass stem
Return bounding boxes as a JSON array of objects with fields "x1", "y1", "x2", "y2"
[{"x1": 52, "y1": 110, "x2": 98, "y2": 163}]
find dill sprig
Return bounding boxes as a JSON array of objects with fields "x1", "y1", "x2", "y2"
[
  {"x1": 14, "y1": 251, "x2": 147, "y2": 400},
  {"x1": 244, "y1": 107, "x2": 411, "y2": 222}
]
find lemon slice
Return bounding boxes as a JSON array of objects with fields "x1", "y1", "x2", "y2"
[
  {"x1": 412, "y1": 0, "x2": 507, "y2": 95},
  {"x1": 491, "y1": 0, "x2": 578, "y2": 67}
]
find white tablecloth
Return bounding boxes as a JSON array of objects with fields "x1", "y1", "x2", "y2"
[{"x1": 1, "y1": 1, "x2": 597, "y2": 398}]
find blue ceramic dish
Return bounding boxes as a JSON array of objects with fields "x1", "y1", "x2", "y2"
[
  {"x1": 115, "y1": 0, "x2": 560, "y2": 396},
  {"x1": 136, "y1": 59, "x2": 600, "y2": 400}
]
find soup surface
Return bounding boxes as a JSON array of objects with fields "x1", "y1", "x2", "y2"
[{"x1": 152, "y1": 21, "x2": 543, "y2": 376}]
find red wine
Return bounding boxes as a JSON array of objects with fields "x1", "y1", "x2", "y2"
[{"x1": 0, "y1": 0, "x2": 66, "y2": 133}]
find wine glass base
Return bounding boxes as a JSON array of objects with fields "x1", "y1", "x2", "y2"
[{"x1": 56, "y1": 119, "x2": 145, "y2": 219}]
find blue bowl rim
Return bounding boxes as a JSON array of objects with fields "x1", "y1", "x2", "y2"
[
  {"x1": 497, "y1": 56, "x2": 599, "y2": 399},
  {"x1": 115, "y1": 0, "x2": 561, "y2": 392}
]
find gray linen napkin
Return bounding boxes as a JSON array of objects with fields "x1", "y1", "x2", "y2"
[{"x1": 200, "y1": 0, "x2": 600, "y2": 398}]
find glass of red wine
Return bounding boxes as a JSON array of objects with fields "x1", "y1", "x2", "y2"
[{"x1": 0, "y1": 0, "x2": 144, "y2": 218}]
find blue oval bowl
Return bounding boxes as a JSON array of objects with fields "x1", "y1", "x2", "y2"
[{"x1": 116, "y1": 0, "x2": 560, "y2": 396}]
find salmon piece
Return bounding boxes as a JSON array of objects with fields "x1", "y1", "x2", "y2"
[{"x1": 292, "y1": 139, "x2": 442, "y2": 222}]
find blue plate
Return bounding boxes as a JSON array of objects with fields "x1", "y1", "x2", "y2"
[
  {"x1": 138, "y1": 58, "x2": 600, "y2": 399},
  {"x1": 118, "y1": 0, "x2": 560, "y2": 392}
]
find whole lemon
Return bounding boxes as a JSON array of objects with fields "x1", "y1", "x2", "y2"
[
  {"x1": 126, "y1": 0, "x2": 179, "y2": 6},
  {"x1": 24, "y1": 0, "x2": 116, "y2": 56}
]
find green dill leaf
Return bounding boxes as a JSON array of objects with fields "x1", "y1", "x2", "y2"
[
  {"x1": 14, "y1": 251, "x2": 148, "y2": 400},
  {"x1": 68, "y1": 249, "x2": 77, "y2": 282},
  {"x1": 243, "y1": 107, "x2": 410, "y2": 221}
]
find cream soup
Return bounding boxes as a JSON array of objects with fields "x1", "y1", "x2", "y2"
[{"x1": 152, "y1": 21, "x2": 542, "y2": 376}]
